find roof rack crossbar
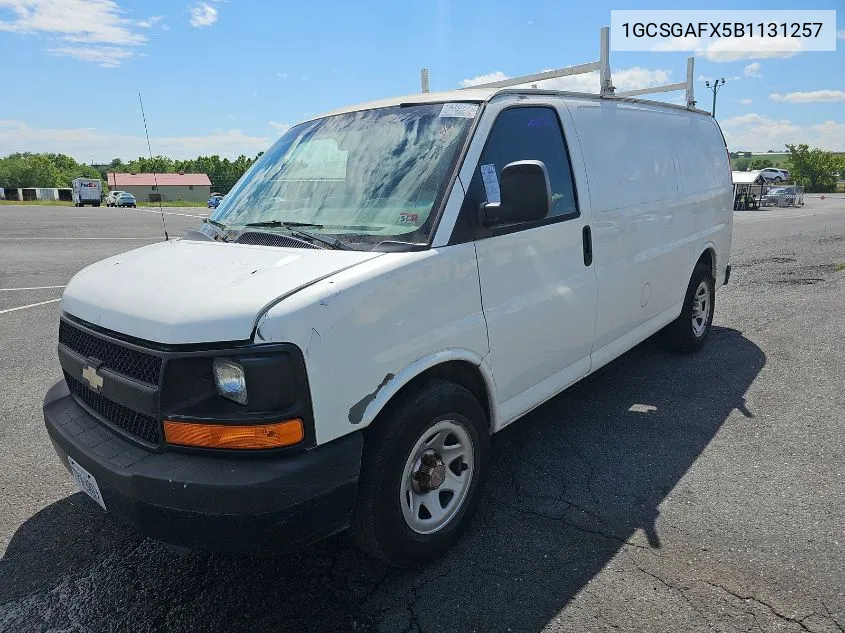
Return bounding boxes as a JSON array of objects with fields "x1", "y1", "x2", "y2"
[
  {"x1": 615, "y1": 57, "x2": 697, "y2": 109},
  {"x1": 456, "y1": 26, "x2": 615, "y2": 94},
  {"x1": 459, "y1": 61, "x2": 601, "y2": 91},
  {"x1": 615, "y1": 81, "x2": 687, "y2": 97}
]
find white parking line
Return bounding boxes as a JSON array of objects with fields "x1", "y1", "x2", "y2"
[
  {"x1": 0, "y1": 285, "x2": 66, "y2": 291},
  {"x1": 131, "y1": 207, "x2": 208, "y2": 219},
  {"x1": 0, "y1": 298, "x2": 61, "y2": 315}
]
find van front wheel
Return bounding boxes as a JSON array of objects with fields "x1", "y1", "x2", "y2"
[
  {"x1": 664, "y1": 262, "x2": 715, "y2": 353},
  {"x1": 351, "y1": 379, "x2": 489, "y2": 567}
]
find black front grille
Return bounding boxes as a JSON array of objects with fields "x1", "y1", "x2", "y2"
[
  {"x1": 59, "y1": 320, "x2": 162, "y2": 385},
  {"x1": 64, "y1": 371, "x2": 162, "y2": 445},
  {"x1": 235, "y1": 231, "x2": 319, "y2": 249}
]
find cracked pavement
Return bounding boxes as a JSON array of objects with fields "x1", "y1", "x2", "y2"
[{"x1": 1, "y1": 201, "x2": 844, "y2": 632}]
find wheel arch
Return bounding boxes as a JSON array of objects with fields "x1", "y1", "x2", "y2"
[
  {"x1": 695, "y1": 244, "x2": 717, "y2": 280},
  {"x1": 356, "y1": 350, "x2": 497, "y2": 433}
]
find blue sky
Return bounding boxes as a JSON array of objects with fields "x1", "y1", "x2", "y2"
[{"x1": 0, "y1": 0, "x2": 843, "y2": 161}]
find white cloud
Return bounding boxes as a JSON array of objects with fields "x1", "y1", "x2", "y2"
[
  {"x1": 651, "y1": 36, "x2": 701, "y2": 52},
  {"x1": 702, "y1": 37, "x2": 801, "y2": 62},
  {"x1": 744, "y1": 62, "x2": 762, "y2": 78},
  {"x1": 0, "y1": 120, "x2": 271, "y2": 162},
  {"x1": 719, "y1": 113, "x2": 845, "y2": 152},
  {"x1": 189, "y1": 2, "x2": 217, "y2": 27},
  {"x1": 740, "y1": 98, "x2": 752, "y2": 105},
  {"x1": 0, "y1": 0, "x2": 148, "y2": 66},
  {"x1": 459, "y1": 67, "x2": 672, "y2": 95},
  {"x1": 268, "y1": 121, "x2": 291, "y2": 132},
  {"x1": 770, "y1": 90, "x2": 845, "y2": 103},
  {"x1": 48, "y1": 45, "x2": 135, "y2": 68},
  {"x1": 137, "y1": 16, "x2": 163, "y2": 28},
  {"x1": 460, "y1": 72, "x2": 508, "y2": 88},
  {"x1": 276, "y1": 72, "x2": 288, "y2": 79}
]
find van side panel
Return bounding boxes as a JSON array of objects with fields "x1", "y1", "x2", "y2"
[
  {"x1": 562, "y1": 99, "x2": 732, "y2": 365},
  {"x1": 258, "y1": 244, "x2": 490, "y2": 445}
]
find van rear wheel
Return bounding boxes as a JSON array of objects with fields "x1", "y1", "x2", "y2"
[
  {"x1": 351, "y1": 379, "x2": 489, "y2": 567},
  {"x1": 664, "y1": 262, "x2": 715, "y2": 353}
]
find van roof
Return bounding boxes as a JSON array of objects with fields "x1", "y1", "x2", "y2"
[{"x1": 314, "y1": 87, "x2": 712, "y2": 121}]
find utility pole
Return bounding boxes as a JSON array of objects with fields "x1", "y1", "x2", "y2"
[{"x1": 704, "y1": 78, "x2": 726, "y2": 117}]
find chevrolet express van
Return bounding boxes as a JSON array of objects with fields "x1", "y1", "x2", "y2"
[{"x1": 44, "y1": 87, "x2": 732, "y2": 567}]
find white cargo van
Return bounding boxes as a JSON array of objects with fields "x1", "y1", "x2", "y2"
[
  {"x1": 45, "y1": 60, "x2": 732, "y2": 566},
  {"x1": 72, "y1": 178, "x2": 102, "y2": 207}
]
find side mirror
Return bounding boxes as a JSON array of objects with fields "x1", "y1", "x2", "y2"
[{"x1": 479, "y1": 160, "x2": 551, "y2": 226}]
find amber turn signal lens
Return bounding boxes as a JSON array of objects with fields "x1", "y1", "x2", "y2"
[{"x1": 164, "y1": 419, "x2": 304, "y2": 449}]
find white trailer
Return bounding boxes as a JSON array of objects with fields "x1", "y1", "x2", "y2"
[{"x1": 71, "y1": 178, "x2": 102, "y2": 207}]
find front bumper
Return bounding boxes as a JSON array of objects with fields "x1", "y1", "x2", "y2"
[{"x1": 44, "y1": 380, "x2": 362, "y2": 554}]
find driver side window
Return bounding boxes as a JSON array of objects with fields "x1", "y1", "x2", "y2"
[
  {"x1": 473, "y1": 107, "x2": 577, "y2": 217},
  {"x1": 451, "y1": 106, "x2": 579, "y2": 243}
]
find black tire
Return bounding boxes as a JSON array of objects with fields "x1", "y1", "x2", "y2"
[
  {"x1": 351, "y1": 379, "x2": 489, "y2": 567},
  {"x1": 663, "y1": 262, "x2": 715, "y2": 353}
]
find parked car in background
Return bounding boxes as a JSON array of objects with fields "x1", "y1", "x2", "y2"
[
  {"x1": 761, "y1": 186, "x2": 802, "y2": 207},
  {"x1": 207, "y1": 193, "x2": 224, "y2": 208},
  {"x1": 760, "y1": 168, "x2": 789, "y2": 183},
  {"x1": 114, "y1": 192, "x2": 137, "y2": 208},
  {"x1": 106, "y1": 190, "x2": 125, "y2": 206}
]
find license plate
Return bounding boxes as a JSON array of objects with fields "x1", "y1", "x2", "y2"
[{"x1": 67, "y1": 456, "x2": 107, "y2": 511}]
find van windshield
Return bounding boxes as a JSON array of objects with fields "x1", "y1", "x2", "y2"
[{"x1": 208, "y1": 103, "x2": 477, "y2": 247}]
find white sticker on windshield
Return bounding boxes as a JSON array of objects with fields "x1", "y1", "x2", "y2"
[
  {"x1": 439, "y1": 103, "x2": 479, "y2": 119},
  {"x1": 480, "y1": 163, "x2": 500, "y2": 203}
]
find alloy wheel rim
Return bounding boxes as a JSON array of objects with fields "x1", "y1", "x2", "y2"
[
  {"x1": 400, "y1": 419, "x2": 474, "y2": 535},
  {"x1": 691, "y1": 280, "x2": 711, "y2": 337}
]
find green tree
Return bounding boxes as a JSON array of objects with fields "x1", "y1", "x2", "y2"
[
  {"x1": 785, "y1": 144, "x2": 840, "y2": 193},
  {"x1": 749, "y1": 158, "x2": 774, "y2": 170},
  {"x1": 0, "y1": 153, "x2": 63, "y2": 187},
  {"x1": 734, "y1": 158, "x2": 750, "y2": 171},
  {"x1": 126, "y1": 155, "x2": 175, "y2": 174}
]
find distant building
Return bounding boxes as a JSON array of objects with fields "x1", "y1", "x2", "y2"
[{"x1": 107, "y1": 172, "x2": 212, "y2": 203}]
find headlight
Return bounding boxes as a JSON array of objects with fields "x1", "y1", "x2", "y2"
[{"x1": 213, "y1": 358, "x2": 248, "y2": 405}]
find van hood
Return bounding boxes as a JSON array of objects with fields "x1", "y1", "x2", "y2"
[{"x1": 61, "y1": 239, "x2": 381, "y2": 344}]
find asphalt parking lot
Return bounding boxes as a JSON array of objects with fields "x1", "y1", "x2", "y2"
[{"x1": 1, "y1": 201, "x2": 843, "y2": 633}]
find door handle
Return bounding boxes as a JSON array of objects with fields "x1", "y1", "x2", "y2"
[{"x1": 582, "y1": 225, "x2": 593, "y2": 266}]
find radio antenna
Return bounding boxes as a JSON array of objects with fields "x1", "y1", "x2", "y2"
[{"x1": 138, "y1": 92, "x2": 168, "y2": 241}]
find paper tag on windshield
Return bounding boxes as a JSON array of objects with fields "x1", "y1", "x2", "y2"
[
  {"x1": 480, "y1": 164, "x2": 500, "y2": 203},
  {"x1": 439, "y1": 103, "x2": 479, "y2": 119}
]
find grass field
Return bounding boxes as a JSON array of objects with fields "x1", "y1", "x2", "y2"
[{"x1": 730, "y1": 153, "x2": 790, "y2": 169}]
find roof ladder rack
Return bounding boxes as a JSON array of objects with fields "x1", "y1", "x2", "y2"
[{"x1": 422, "y1": 26, "x2": 697, "y2": 109}]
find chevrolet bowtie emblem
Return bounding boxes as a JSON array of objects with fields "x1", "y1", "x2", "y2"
[{"x1": 82, "y1": 365, "x2": 104, "y2": 391}]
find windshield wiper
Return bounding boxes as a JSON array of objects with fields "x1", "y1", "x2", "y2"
[
  {"x1": 243, "y1": 220, "x2": 322, "y2": 228},
  {"x1": 241, "y1": 220, "x2": 352, "y2": 250},
  {"x1": 203, "y1": 218, "x2": 229, "y2": 240}
]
